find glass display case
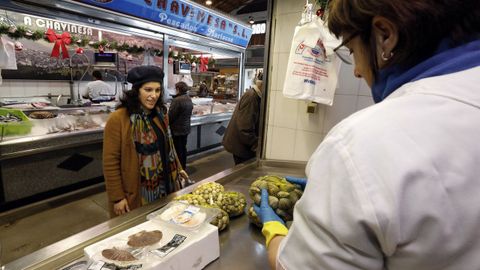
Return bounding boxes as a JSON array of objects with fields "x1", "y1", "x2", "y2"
[{"x1": 0, "y1": 0, "x2": 248, "y2": 213}]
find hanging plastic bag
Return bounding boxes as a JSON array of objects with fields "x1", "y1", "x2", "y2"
[
  {"x1": 142, "y1": 48, "x2": 156, "y2": 66},
  {"x1": 282, "y1": 17, "x2": 342, "y2": 106},
  {"x1": 0, "y1": 36, "x2": 18, "y2": 85}
]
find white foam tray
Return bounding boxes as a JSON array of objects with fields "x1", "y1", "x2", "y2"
[{"x1": 84, "y1": 220, "x2": 219, "y2": 269}]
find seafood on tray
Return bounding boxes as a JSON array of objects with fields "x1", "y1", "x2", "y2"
[{"x1": 127, "y1": 230, "x2": 163, "y2": 248}]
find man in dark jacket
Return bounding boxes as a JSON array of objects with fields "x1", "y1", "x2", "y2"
[
  {"x1": 169, "y1": 81, "x2": 193, "y2": 169},
  {"x1": 222, "y1": 75, "x2": 262, "y2": 165}
]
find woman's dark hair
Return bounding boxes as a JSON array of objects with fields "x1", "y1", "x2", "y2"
[
  {"x1": 117, "y1": 82, "x2": 166, "y2": 115},
  {"x1": 327, "y1": 0, "x2": 480, "y2": 78},
  {"x1": 175, "y1": 81, "x2": 189, "y2": 94}
]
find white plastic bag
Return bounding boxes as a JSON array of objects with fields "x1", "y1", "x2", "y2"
[
  {"x1": 282, "y1": 18, "x2": 342, "y2": 106},
  {"x1": 0, "y1": 37, "x2": 18, "y2": 70}
]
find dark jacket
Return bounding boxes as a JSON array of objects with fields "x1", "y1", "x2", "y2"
[
  {"x1": 222, "y1": 88, "x2": 261, "y2": 158},
  {"x1": 168, "y1": 93, "x2": 193, "y2": 136}
]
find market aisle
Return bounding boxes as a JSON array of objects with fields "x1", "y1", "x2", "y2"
[{"x1": 0, "y1": 148, "x2": 235, "y2": 265}]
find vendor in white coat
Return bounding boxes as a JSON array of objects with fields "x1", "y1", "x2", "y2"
[
  {"x1": 254, "y1": 0, "x2": 480, "y2": 269},
  {"x1": 82, "y1": 70, "x2": 115, "y2": 102}
]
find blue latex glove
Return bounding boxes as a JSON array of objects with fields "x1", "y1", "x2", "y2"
[
  {"x1": 285, "y1": 176, "x2": 307, "y2": 190},
  {"x1": 253, "y1": 188, "x2": 284, "y2": 225}
]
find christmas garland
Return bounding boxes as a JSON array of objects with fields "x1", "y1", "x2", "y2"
[
  {"x1": 0, "y1": 24, "x2": 216, "y2": 64},
  {"x1": 0, "y1": 24, "x2": 160, "y2": 55}
]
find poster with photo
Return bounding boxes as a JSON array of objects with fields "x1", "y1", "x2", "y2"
[{"x1": 0, "y1": 9, "x2": 163, "y2": 81}]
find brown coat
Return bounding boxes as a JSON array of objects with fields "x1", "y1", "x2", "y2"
[
  {"x1": 222, "y1": 88, "x2": 261, "y2": 158},
  {"x1": 103, "y1": 107, "x2": 181, "y2": 217}
]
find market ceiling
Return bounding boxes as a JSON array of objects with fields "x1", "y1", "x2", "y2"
[{"x1": 192, "y1": 0, "x2": 267, "y2": 15}]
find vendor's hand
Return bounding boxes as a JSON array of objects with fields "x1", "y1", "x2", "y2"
[
  {"x1": 286, "y1": 176, "x2": 307, "y2": 190},
  {"x1": 253, "y1": 188, "x2": 289, "y2": 247},
  {"x1": 253, "y1": 189, "x2": 284, "y2": 225},
  {"x1": 113, "y1": 198, "x2": 130, "y2": 216}
]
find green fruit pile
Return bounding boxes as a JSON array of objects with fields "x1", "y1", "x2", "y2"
[
  {"x1": 173, "y1": 194, "x2": 206, "y2": 206},
  {"x1": 247, "y1": 204, "x2": 262, "y2": 227},
  {"x1": 201, "y1": 203, "x2": 229, "y2": 231},
  {"x1": 248, "y1": 175, "x2": 303, "y2": 226},
  {"x1": 192, "y1": 182, "x2": 225, "y2": 204},
  {"x1": 172, "y1": 182, "x2": 247, "y2": 231},
  {"x1": 216, "y1": 191, "x2": 247, "y2": 217}
]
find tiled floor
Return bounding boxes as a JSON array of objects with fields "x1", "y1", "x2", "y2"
[{"x1": 0, "y1": 148, "x2": 235, "y2": 265}]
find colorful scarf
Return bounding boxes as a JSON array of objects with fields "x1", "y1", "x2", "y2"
[{"x1": 130, "y1": 107, "x2": 182, "y2": 204}]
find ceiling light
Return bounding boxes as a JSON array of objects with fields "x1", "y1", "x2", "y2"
[
  {"x1": 205, "y1": 0, "x2": 212, "y2": 5},
  {"x1": 248, "y1": 16, "x2": 255, "y2": 24}
]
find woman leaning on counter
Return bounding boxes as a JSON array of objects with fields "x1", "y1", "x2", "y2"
[{"x1": 103, "y1": 65, "x2": 188, "y2": 217}]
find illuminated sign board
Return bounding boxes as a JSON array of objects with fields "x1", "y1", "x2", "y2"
[
  {"x1": 252, "y1": 22, "x2": 266, "y2": 35},
  {"x1": 74, "y1": 0, "x2": 253, "y2": 48}
]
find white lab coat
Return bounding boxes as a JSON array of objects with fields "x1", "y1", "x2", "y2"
[
  {"x1": 278, "y1": 67, "x2": 480, "y2": 270},
  {"x1": 83, "y1": 80, "x2": 115, "y2": 100}
]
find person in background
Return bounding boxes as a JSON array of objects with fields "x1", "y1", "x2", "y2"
[
  {"x1": 198, "y1": 80, "x2": 209, "y2": 97},
  {"x1": 255, "y1": 0, "x2": 480, "y2": 269},
  {"x1": 103, "y1": 65, "x2": 188, "y2": 217},
  {"x1": 222, "y1": 73, "x2": 262, "y2": 165},
  {"x1": 82, "y1": 70, "x2": 115, "y2": 102},
  {"x1": 169, "y1": 81, "x2": 193, "y2": 170}
]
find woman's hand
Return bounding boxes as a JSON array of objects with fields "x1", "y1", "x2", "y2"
[
  {"x1": 179, "y1": 169, "x2": 189, "y2": 180},
  {"x1": 113, "y1": 198, "x2": 130, "y2": 216}
]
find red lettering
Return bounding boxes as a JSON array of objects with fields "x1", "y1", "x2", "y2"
[
  {"x1": 156, "y1": 0, "x2": 167, "y2": 10},
  {"x1": 197, "y1": 10, "x2": 206, "y2": 23},
  {"x1": 207, "y1": 15, "x2": 213, "y2": 25},
  {"x1": 220, "y1": 20, "x2": 226, "y2": 30},
  {"x1": 170, "y1": 0, "x2": 179, "y2": 14},
  {"x1": 144, "y1": 0, "x2": 152, "y2": 5},
  {"x1": 181, "y1": 4, "x2": 190, "y2": 17}
]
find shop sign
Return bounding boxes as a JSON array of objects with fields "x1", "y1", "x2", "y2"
[
  {"x1": 23, "y1": 16, "x2": 94, "y2": 36},
  {"x1": 0, "y1": 14, "x2": 95, "y2": 37},
  {"x1": 73, "y1": 0, "x2": 253, "y2": 48}
]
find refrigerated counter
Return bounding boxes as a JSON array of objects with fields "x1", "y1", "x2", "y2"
[
  {"x1": 4, "y1": 159, "x2": 306, "y2": 270},
  {"x1": 0, "y1": 106, "x2": 231, "y2": 211}
]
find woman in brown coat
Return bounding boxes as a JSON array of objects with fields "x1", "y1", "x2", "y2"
[{"x1": 103, "y1": 65, "x2": 188, "y2": 217}]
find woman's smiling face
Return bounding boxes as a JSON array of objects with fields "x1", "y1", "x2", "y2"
[{"x1": 139, "y1": 81, "x2": 162, "y2": 111}]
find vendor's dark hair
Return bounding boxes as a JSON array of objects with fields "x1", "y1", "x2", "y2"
[
  {"x1": 175, "y1": 81, "x2": 189, "y2": 94},
  {"x1": 117, "y1": 82, "x2": 166, "y2": 115},
  {"x1": 327, "y1": 0, "x2": 480, "y2": 77},
  {"x1": 92, "y1": 70, "x2": 103, "y2": 80}
]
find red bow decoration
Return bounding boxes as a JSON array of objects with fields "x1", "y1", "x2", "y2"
[
  {"x1": 199, "y1": 56, "x2": 209, "y2": 72},
  {"x1": 45, "y1": 29, "x2": 71, "y2": 59}
]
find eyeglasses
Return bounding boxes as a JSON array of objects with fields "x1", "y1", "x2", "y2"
[{"x1": 333, "y1": 32, "x2": 359, "y2": 65}]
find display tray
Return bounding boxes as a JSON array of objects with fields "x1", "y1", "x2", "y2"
[
  {"x1": 84, "y1": 220, "x2": 219, "y2": 270},
  {"x1": 0, "y1": 108, "x2": 33, "y2": 136}
]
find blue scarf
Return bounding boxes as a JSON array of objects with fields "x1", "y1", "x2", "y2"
[{"x1": 372, "y1": 39, "x2": 480, "y2": 103}]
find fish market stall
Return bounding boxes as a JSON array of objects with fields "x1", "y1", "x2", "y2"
[{"x1": 0, "y1": 0, "x2": 251, "y2": 210}]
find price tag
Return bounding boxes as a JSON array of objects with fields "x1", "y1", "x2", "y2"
[{"x1": 151, "y1": 234, "x2": 187, "y2": 258}]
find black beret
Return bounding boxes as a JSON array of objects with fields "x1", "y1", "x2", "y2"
[{"x1": 127, "y1": 65, "x2": 164, "y2": 88}]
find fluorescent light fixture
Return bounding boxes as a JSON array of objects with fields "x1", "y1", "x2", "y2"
[{"x1": 205, "y1": 0, "x2": 213, "y2": 5}]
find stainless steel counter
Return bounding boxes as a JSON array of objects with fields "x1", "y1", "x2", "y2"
[{"x1": 5, "y1": 159, "x2": 306, "y2": 270}]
